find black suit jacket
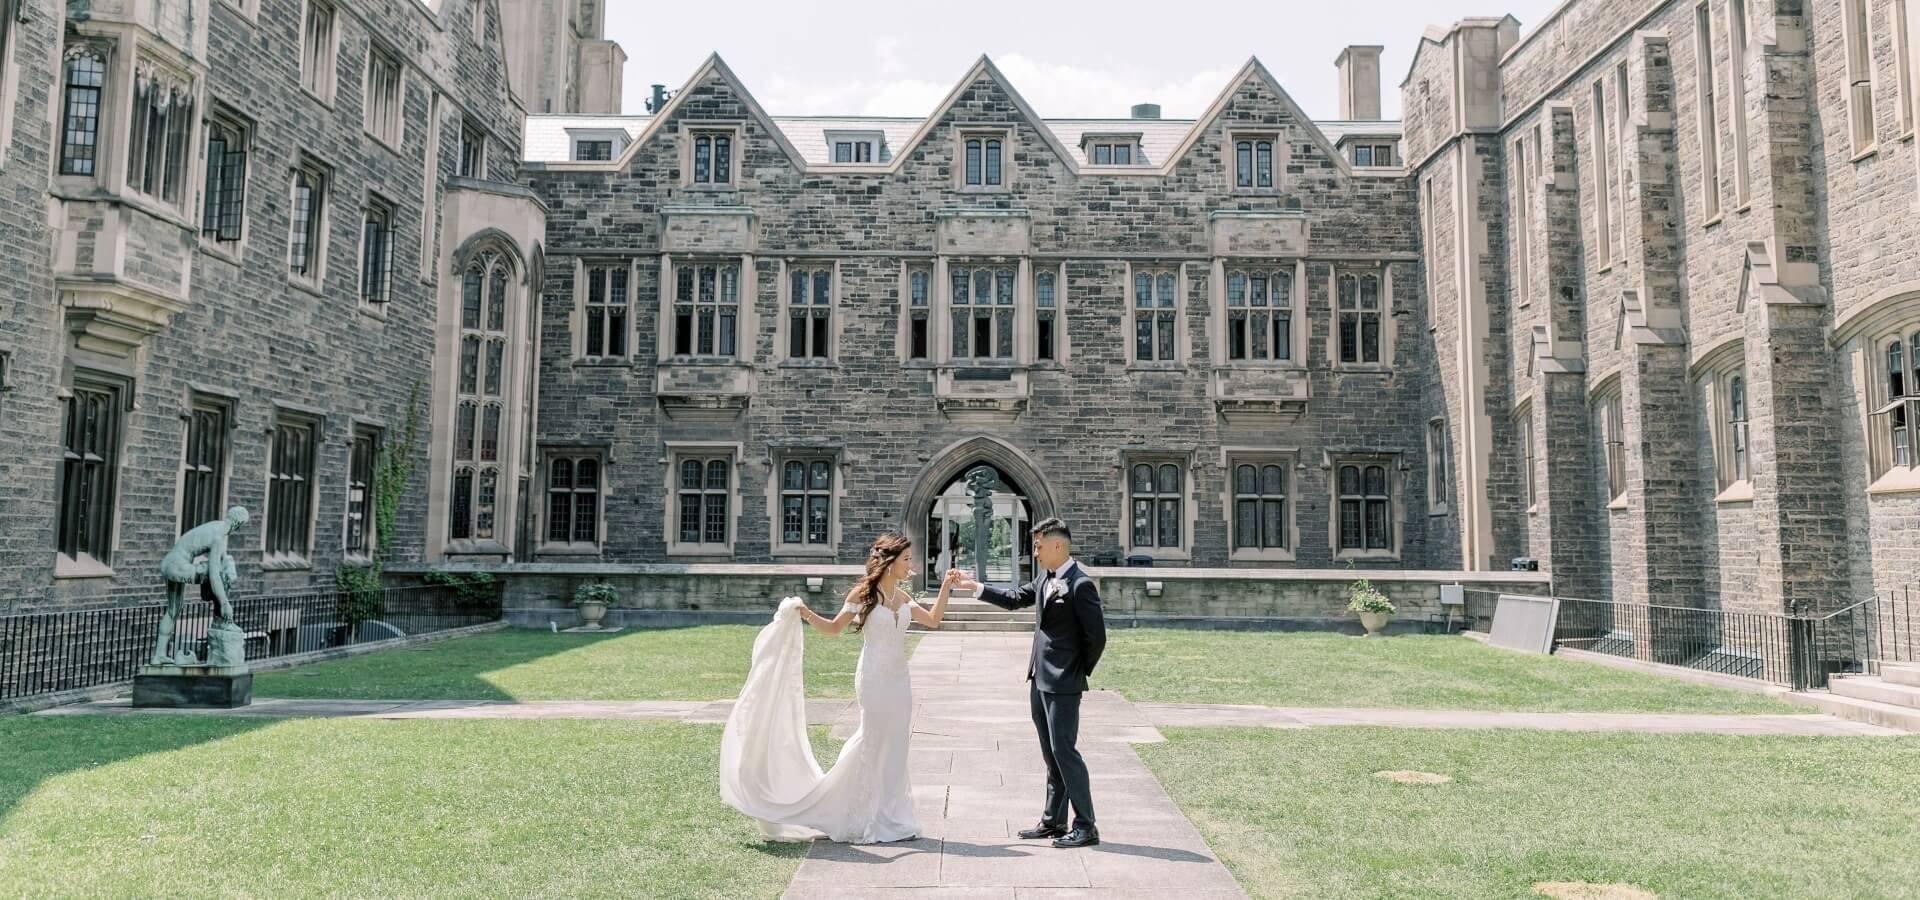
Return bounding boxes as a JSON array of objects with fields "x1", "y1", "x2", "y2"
[{"x1": 977, "y1": 562, "x2": 1107, "y2": 693}]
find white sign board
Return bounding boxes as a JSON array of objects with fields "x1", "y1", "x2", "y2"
[{"x1": 1488, "y1": 593, "x2": 1560, "y2": 655}]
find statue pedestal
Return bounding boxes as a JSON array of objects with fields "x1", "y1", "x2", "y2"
[{"x1": 133, "y1": 665, "x2": 253, "y2": 709}]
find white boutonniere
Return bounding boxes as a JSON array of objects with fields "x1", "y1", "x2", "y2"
[{"x1": 1046, "y1": 580, "x2": 1068, "y2": 604}]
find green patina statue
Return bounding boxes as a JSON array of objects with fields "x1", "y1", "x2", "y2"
[{"x1": 151, "y1": 506, "x2": 250, "y2": 668}]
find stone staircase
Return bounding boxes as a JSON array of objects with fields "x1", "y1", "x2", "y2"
[
  {"x1": 1789, "y1": 662, "x2": 1920, "y2": 732},
  {"x1": 909, "y1": 592, "x2": 1033, "y2": 633}
]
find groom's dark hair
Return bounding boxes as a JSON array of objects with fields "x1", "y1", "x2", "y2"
[{"x1": 1032, "y1": 518, "x2": 1071, "y2": 542}]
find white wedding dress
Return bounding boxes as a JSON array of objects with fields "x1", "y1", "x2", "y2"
[{"x1": 720, "y1": 595, "x2": 922, "y2": 844}]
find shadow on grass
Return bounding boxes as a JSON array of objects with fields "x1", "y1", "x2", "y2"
[{"x1": 0, "y1": 714, "x2": 274, "y2": 827}]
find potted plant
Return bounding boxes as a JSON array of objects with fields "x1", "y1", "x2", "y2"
[
  {"x1": 1346, "y1": 577, "x2": 1397, "y2": 636},
  {"x1": 573, "y1": 582, "x2": 619, "y2": 630}
]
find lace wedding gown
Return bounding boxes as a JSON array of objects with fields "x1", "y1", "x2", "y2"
[{"x1": 720, "y1": 595, "x2": 922, "y2": 844}]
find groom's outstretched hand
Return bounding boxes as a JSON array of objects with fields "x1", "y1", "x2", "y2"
[{"x1": 946, "y1": 569, "x2": 978, "y2": 592}]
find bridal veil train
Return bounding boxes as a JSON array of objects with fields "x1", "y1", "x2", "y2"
[{"x1": 719, "y1": 595, "x2": 922, "y2": 843}]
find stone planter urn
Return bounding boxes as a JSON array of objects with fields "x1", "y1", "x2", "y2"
[
  {"x1": 1358, "y1": 611, "x2": 1392, "y2": 636},
  {"x1": 578, "y1": 600, "x2": 609, "y2": 630}
]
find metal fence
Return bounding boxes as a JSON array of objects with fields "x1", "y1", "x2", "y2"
[
  {"x1": 1470, "y1": 584, "x2": 1918, "y2": 690},
  {"x1": 1, "y1": 584, "x2": 502, "y2": 702}
]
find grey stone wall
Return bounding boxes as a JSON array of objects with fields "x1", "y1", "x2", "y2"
[
  {"x1": 528, "y1": 65, "x2": 1445, "y2": 574},
  {"x1": 0, "y1": 0, "x2": 526, "y2": 611}
]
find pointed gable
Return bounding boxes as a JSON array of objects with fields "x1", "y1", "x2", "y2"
[
  {"x1": 1161, "y1": 57, "x2": 1357, "y2": 178},
  {"x1": 586, "y1": 53, "x2": 806, "y2": 172},
  {"x1": 880, "y1": 55, "x2": 1080, "y2": 176}
]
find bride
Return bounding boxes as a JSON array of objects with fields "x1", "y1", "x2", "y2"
[{"x1": 719, "y1": 532, "x2": 954, "y2": 843}]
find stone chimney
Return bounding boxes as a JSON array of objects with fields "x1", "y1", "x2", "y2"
[
  {"x1": 1130, "y1": 103, "x2": 1161, "y2": 120},
  {"x1": 1334, "y1": 45, "x2": 1384, "y2": 120}
]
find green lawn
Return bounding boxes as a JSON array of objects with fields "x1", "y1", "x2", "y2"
[
  {"x1": 1096, "y1": 629, "x2": 1794, "y2": 714},
  {"x1": 1141, "y1": 726, "x2": 1920, "y2": 900},
  {"x1": 253, "y1": 625, "x2": 910, "y2": 701},
  {"x1": 0, "y1": 715, "x2": 842, "y2": 899}
]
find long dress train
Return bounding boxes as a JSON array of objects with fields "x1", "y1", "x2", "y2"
[{"x1": 719, "y1": 595, "x2": 921, "y2": 844}]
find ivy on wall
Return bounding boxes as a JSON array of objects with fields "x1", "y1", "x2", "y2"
[{"x1": 337, "y1": 382, "x2": 423, "y2": 629}]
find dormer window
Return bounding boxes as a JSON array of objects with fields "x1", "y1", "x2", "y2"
[
  {"x1": 1092, "y1": 143, "x2": 1133, "y2": 165},
  {"x1": 826, "y1": 130, "x2": 886, "y2": 163},
  {"x1": 1081, "y1": 133, "x2": 1145, "y2": 166},
  {"x1": 567, "y1": 128, "x2": 629, "y2": 161},
  {"x1": 1350, "y1": 142, "x2": 1397, "y2": 167}
]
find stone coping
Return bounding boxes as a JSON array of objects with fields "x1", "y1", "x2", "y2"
[{"x1": 389, "y1": 560, "x2": 1551, "y2": 584}]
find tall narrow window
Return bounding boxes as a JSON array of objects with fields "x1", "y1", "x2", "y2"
[
  {"x1": 1336, "y1": 272, "x2": 1383, "y2": 364},
  {"x1": 202, "y1": 113, "x2": 248, "y2": 242},
  {"x1": 779, "y1": 457, "x2": 834, "y2": 548},
  {"x1": 300, "y1": 0, "x2": 336, "y2": 102},
  {"x1": 581, "y1": 263, "x2": 630, "y2": 359},
  {"x1": 345, "y1": 427, "x2": 379, "y2": 558},
  {"x1": 672, "y1": 262, "x2": 740, "y2": 358},
  {"x1": 420, "y1": 92, "x2": 441, "y2": 278},
  {"x1": 59, "y1": 48, "x2": 107, "y2": 176},
  {"x1": 1337, "y1": 463, "x2": 1393, "y2": 553},
  {"x1": 1600, "y1": 392, "x2": 1627, "y2": 501},
  {"x1": 1614, "y1": 62, "x2": 1632, "y2": 253},
  {"x1": 126, "y1": 66, "x2": 193, "y2": 204},
  {"x1": 1522, "y1": 413, "x2": 1538, "y2": 510},
  {"x1": 459, "y1": 119, "x2": 485, "y2": 178},
  {"x1": 1725, "y1": 0, "x2": 1753, "y2": 205},
  {"x1": 1226, "y1": 267, "x2": 1293, "y2": 361},
  {"x1": 1844, "y1": 0, "x2": 1877, "y2": 153},
  {"x1": 545, "y1": 455, "x2": 601, "y2": 548},
  {"x1": 1132, "y1": 268, "x2": 1178, "y2": 362},
  {"x1": 907, "y1": 268, "x2": 931, "y2": 360},
  {"x1": 1128, "y1": 462, "x2": 1184, "y2": 551},
  {"x1": 1234, "y1": 138, "x2": 1275, "y2": 188},
  {"x1": 676, "y1": 455, "x2": 732, "y2": 548},
  {"x1": 1880, "y1": 334, "x2": 1920, "y2": 470},
  {"x1": 689, "y1": 131, "x2": 732, "y2": 185},
  {"x1": 786, "y1": 265, "x2": 833, "y2": 359},
  {"x1": 1230, "y1": 460, "x2": 1288, "y2": 551},
  {"x1": 289, "y1": 162, "x2": 328, "y2": 279},
  {"x1": 450, "y1": 251, "x2": 513, "y2": 543},
  {"x1": 1727, "y1": 375, "x2": 1751, "y2": 484},
  {"x1": 1591, "y1": 82, "x2": 1615, "y2": 257},
  {"x1": 364, "y1": 45, "x2": 403, "y2": 146},
  {"x1": 1897, "y1": 0, "x2": 1917, "y2": 135},
  {"x1": 948, "y1": 265, "x2": 1015, "y2": 359},
  {"x1": 360, "y1": 200, "x2": 393, "y2": 304},
  {"x1": 58, "y1": 379, "x2": 124, "y2": 567},
  {"x1": 1512, "y1": 136, "x2": 1532, "y2": 302},
  {"x1": 266, "y1": 417, "x2": 316, "y2": 561},
  {"x1": 962, "y1": 135, "x2": 1003, "y2": 186},
  {"x1": 1695, "y1": 0, "x2": 1724, "y2": 219},
  {"x1": 1034, "y1": 270, "x2": 1057, "y2": 361},
  {"x1": 1428, "y1": 419, "x2": 1450, "y2": 508},
  {"x1": 179, "y1": 399, "x2": 229, "y2": 534}
]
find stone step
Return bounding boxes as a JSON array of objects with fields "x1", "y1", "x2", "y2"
[
  {"x1": 911, "y1": 620, "x2": 1031, "y2": 633},
  {"x1": 1785, "y1": 688, "x2": 1920, "y2": 733},
  {"x1": 1881, "y1": 663, "x2": 1920, "y2": 688},
  {"x1": 1830, "y1": 675, "x2": 1920, "y2": 710}
]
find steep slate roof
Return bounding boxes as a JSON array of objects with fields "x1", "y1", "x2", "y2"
[{"x1": 522, "y1": 53, "x2": 1402, "y2": 172}]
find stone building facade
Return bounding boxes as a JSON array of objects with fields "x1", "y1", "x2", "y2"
[
  {"x1": 517, "y1": 52, "x2": 1452, "y2": 592},
  {"x1": 1407, "y1": 0, "x2": 1920, "y2": 615},
  {"x1": 0, "y1": 0, "x2": 616, "y2": 611}
]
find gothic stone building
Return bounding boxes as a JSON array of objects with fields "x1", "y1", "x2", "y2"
[{"x1": 2, "y1": 0, "x2": 1915, "y2": 618}]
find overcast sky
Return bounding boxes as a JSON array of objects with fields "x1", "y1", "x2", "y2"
[{"x1": 605, "y1": 1, "x2": 1558, "y2": 121}]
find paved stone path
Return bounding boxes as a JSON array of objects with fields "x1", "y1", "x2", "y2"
[
  {"x1": 781, "y1": 632, "x2": 1247, "y2": 900},
  {"x1": 39, "y1": 696, "x2": 854, "y2": 725}
]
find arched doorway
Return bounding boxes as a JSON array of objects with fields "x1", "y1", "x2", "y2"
[{"x1": 902, "y1": 437, "x2": 1057, "y2": 591}]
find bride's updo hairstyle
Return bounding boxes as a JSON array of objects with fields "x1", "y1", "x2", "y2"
[{"x1": 848, "y1": 532, "x2": 911, "y2": 633}]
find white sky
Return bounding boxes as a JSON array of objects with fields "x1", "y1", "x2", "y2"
[{"x1": 605, "y1": 1, "x2": 1559, "y2": 120}]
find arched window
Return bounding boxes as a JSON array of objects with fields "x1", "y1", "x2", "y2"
[
  {"x1": 1034, "y1": 270, "x2": 1058, "y2": 361},
  {"x1": 1727, "y1": 375, "x2": 1750, "y2": 482},
  {"x1": 964, "y1": 138, "x2": 982, "y2": 185},
  {"x1": 449, "y1": 250, "x2": 516, "y2": 546},
  {"x1": 1337, "y1": 463, "x2": 1393, "y2": 553}
]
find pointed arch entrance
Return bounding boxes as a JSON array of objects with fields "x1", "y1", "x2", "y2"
[{"x1": 903, "y1": 437, "x2": 1057, "y2": 591}]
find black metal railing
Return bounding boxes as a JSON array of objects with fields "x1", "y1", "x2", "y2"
[
  {"x1": 0, "y1": 584, "x2": 502, "y2": 703},
  {"x1": 1469, "y1": 585, "x2": 1918, "y2": 690}
]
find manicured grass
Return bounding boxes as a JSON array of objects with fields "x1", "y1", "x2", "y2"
[
  {"x1": 0, "y1": 715, "x2": 842, "y2": 899},
  {"x1": 1140, "y1": 726, "x2": 1920, "y2": 900},
  {"x1": 1096, "y1": 629, "x2": 1794, "y2": 714},
  {"x1": 253, "y1": 625, "x2": 913, "y2": 701}
]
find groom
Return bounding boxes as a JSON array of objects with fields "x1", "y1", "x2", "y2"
[{"x1": 950, "y1": 517, "x2": 1106, "y2": 848}]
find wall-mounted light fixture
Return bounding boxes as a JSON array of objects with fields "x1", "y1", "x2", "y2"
[{"x1": 806, "y1": 576, "x2": 824, "y2": 594}]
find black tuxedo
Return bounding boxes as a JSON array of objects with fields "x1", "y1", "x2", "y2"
[{"x1": 978, "y1": 561, "x2": 1107, "y2": 830}]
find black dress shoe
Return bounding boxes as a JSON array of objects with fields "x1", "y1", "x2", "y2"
[
  {"x1": 1051, "y1": 826, "x2": 1099, "y2": 848},
  {"x1": 1018, "y1": 822, "x2": 1068, "y2": 840}
]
